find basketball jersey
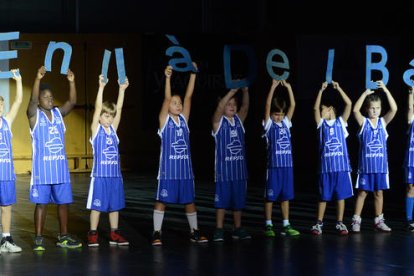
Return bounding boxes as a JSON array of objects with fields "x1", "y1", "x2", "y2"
[
  {"x1": 358, "y1": 117, "x2": 388, "y2": 173},
  {"x1": 91, "y1": 124, "x2": 121, "y2": 177},
  {"x1": 0, "y1": 117, "x2": 15, "y2": 181},
  {"x1": 30, "y1": 108, "x2": 70, "y2": 185},
  {"x1": 213, "y1": 115, "x2": 247, "y2": 181},
  {"x1": 263, "y1": 117, "x2": 293, "y2": 168},
  {"x1": 318, "y1": 117, "x2": 351, "y2": 173},
  {"x1": 157, "y1": 114, "x2": 193, "y2": 180},
  {"x1": 405, "y1": 115, "x2": 414, "y2": 168}
]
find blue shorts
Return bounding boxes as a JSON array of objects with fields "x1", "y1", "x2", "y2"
[
  {"x1": 87, "y1": 177, "x2": 125, "y2": 212},
  {"x1": 0, "y1": 181, "x2": 16, "y2": 206},
  {"x1": 215, "y1": 180, "x2": 247, "y2": 210},
  {"x1": 30, "y1": 183, "x2": 73, "y2": 204},
  {"x1": 156, "y1": 179, "x2": 195, "y2": 204},
  {"x1": 356, "y1": 173, "x2": 389, "y2": 192},
  {"x1": 319, "y1": 172, "x2": 353, "y2": 201},
  {"x1": 406, "y1": 167, "x2": 414, "y2": 184},
  {"x1": 265, "y1": 167, "x2": 294, "y2": 202}
]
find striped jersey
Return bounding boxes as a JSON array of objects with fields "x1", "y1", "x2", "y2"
[
  {"x1": 213, "y1": 115, "x2": 247, "y2": 181},
  {"x1": 0, "y1": 117, "x2": 15, "y2": 181},
  {"x1": 91, "y1": 124, "x2": 121, "y2": 177},
  {"x1": 318, "y1": 117, "x2": 351, "y2": 173},
  {"x1": 405, "y1": 115, "x2": 414, "y2": 168},
  {"x1": 358, "y1": 117, "x2": 388, "y2": 173},
  {"x1": 157, "y1": 114, "x2": 193, "y2": 180},
  {"x1": 30, "y1": 108, "x2": 70, "y2": 185},
  {"x1": 263, "y1": 117, "x2": 293, "y2": 168}
]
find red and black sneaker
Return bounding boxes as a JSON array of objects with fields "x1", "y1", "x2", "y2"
[
  {"x1": 88, "y1": 230, "x2": 99, "y2": 247},
  {"x1": 109, "y1": 230, "x2": 129, "y2": 246}
]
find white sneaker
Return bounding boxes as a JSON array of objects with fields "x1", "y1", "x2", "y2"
[
  {"x1": 374, "y1": 214, "x2": 392, "y2": 232},
  {"x1": 0, "y1": 237, "x2": 22, "y2": 253},
  {"x1": 336, "y1": 222, "x2": 349, "y2": 235},
  {"x1": 311, "y1": 223, "x2": 323, "y2": 235},
  {"x1": 351, "y1": 216, "x2": 361, "y2": 233}
]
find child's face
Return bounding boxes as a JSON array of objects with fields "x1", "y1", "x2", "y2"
[
  {"x1": 169, "y1": 95, "x2": 183, "y2": 115},
  {"x1": 39, "y1": 90, "x2": 54, "y2": 110},
  {"x1": 271, "y1": 111, "x2": 285, "y2": 123},
  {"x1": 321, "y1": 105, "x2": 334, "y2": 120},
  {"x1": 367, "y1": 100, "x2": 381, "y2": 119},
  {"x1": 224, "y1": 98, "x2": 237, "y2": 117},
  {"x1": 99, "y1": 112, "x2": 114, "y2": 128}
]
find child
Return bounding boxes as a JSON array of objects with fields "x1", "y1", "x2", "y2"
[
  {"x1": 0, "y1": 69, "x2": 23, "y2": 253},
  {"x1": 152, "y1": 64, "x2": 208, "y2": 246},
  {"x1": 351, "y1": 80, "x2": 397, "y2": 232},
  {"x1": 212, "y1": 85, "x2": 251, "y2": 242},
  {"x1": 263, "y1": 79, "x2": 300, "y2": 237},
  {"x1": 405, "y1": 86, "x2": 414, "y2": 231},
  {"x1": 311, "y1": 81, "x2": 353, "y2": 236},
  {"x1": 27, "y1": 66, "x2": 82, "y2": 250},
  {"x1": 86, "y1": 75, "x2": 129, "y2": 247}
]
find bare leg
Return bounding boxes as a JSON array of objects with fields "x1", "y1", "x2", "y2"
[
  {"x1": 90, "y1": 210, "x2": 101, "y2": 231},
  {"x1": 34, "y1": 204, "x2": 47, "y2": 236}
]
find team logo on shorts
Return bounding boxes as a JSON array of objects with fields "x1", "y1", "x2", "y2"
[
  {"x1": 214, "y1": 194, "x2": 219, "y2": 202},
  {"x1": 160, "y1": 189, "x2": 168, "y2": 198},
  {"x1": 267, "y1": 189, "x2": 274, "y2": 197},
  {"x1": 409, "y1": 172, "x2": 412, "y2": 180},
  {"x1": 359, "y1": 177, "x2": 366, "y2": 185},
  {"x1": 32, "y1": 188, "x2": 39, "y2": 198},
  {"x1": 93, "y1": 199, "x2": 101, "y2": 207}
]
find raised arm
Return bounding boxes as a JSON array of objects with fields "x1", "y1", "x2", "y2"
[
  {"x1": 408, "y1": 87, "x2": 414, "y2": 124},
  {"x1": 5, "y1": 69, "x2": 23, "y2": 125},
  {"x1": 112, "y1": 77, "x2": 129, "y2": 131},
  {"x1": 212, "y1": 88, "x2": 238, "y2": 132},
  {"x1": 159, "y1": 66, "x2": 173, "y2": 128},
  {"x1": 353, "y1": 89, "x2": 373, "y2": 126},
  {"x1": 27, "y1": 66, "x2": 46, "y2": 129},
  {"x1": 182, "y1": 62, "x2": 197, "y2": 121},
  {"x1": 282, "y1": 79, "x2": 296, "y2": 121},
  {"x1": 59, "y1": 69, "x2": 77, "y2": 117},
  {"x1": 313, "y1": 82, "x2": 327, "y2": 124},
  {"x1": 332, "y1": 81, "x2": 352, "y2": 122},
  {"x1": 264, "y1": 79, "x2": 280, "y2": 122},
  {"x1": 378, "y1": 81, "x2": 398, "y2": 125},
  {"x1": 237, "y1": 86, "x2": 249, "y2": 122},
  {"x1": 91, "y1": 75, "x2": 107, "y2": 136}
]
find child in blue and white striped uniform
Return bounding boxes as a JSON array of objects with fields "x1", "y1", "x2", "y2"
[
  {"x1": 152, "y1": 64, "x2": 208, "y2": 246},
  {"x1": 310, "y1": 81, "x2": 353, "y2": 236},
  {"x1": 351, "y1": 80, "x2": 397, "y2": 232},
  {"x1": 212, "y1": 85, "x2": 251, "y2": 242},
  {"x1": 27, "y1": 66, "x2": 81, "y2": 250},
  {"x1": 263, "y1": 79, "x2": 300, "y2": 237},
  {"x1": 0, "y1": 69, "x2": 23, "y2": 253},
  {"x1": 86, "y1": 75, "x2": 129, "y2": 247},
  {"x1": 404, "y1": 87, "x2": 414, "y2": 231}
]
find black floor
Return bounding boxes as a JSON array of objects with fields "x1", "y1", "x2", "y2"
[{"x1": 1, "y1": 172, "x2": 414, "y2": 275}]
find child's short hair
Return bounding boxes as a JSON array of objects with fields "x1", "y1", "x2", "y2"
[
  {"x1": 271, "y1": 97, "x2": 286, "y2": 113},
  {"x1": 101, "y1": 101, "x2": 117, "y2": 117},
  {"x1": 365, "y1": 93, "x2": 381, "y2": 104},
  {"x1": 39, "y1": 83, "x2": 51, "y2": 95}
]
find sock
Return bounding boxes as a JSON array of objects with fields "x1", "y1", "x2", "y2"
[
  {"x1": 2, "y1": 233, "x2": 10, "y2": 237},
  {"x1": 153, "y1": 210, "x2": 165, "y2": 232},
  {"x1": 317, "y1": 220, "x2": 323, "y2": 225},
  {"x1": 282, "y1": 220, "x2": 290, "y2": 227},
  {"x1": 352, "y1": 214, "x2": 361, "y2": 221},
  {"x1": 265, "y1": 220, "x2": 273, "y2": 226},
  {"x1": 406, "y1": 197, "x2": 414, "y2": 222},
  {"x1": 110, "y1": 228, "x2": 118, "y2": 232},
  {"x1": 336, "y1": 221, "x2": 343, "y2": 225},
  {"x1": 186, "y1": 212, "x2": 198, "y2": 232}
]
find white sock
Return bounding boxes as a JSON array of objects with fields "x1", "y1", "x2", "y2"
[
  {"x1": 353, "y1": 214, "x2": 361, "y2": 221},
  {"x1": 186, "y1": 212, "x2": 198, "y2": 231},
  {"x1": 153, "y1": 210, "x2": 165, "y2": 232},
  {"x1": 2, "y1": 233, "x2": 10, "y2": 237},
  {"x1": 283, "y1": 220, "x2": 290, "y2": 227},
  {"x1": 265, "y1": 220, "x2": 273, "y2": 226}
]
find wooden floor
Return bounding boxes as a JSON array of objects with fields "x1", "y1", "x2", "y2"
[{"x1": 1, "y1": 172, "x2": 414, "y2": 275}]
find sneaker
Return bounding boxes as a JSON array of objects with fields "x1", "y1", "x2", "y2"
[
  {"x1": 56, "y1": 234, "x2": 82, "y2": 248},
  {"x1": 87, "y1": 230, "x2": 99, "y2": 247},
  {"x1": 190, "y1": 229, "x2": 208, "y2": 243},
  {"x1": 351, "y1": 216, "x2": 361, "y2": 233},
  {"x1": 311, "y1": 223, "x2": 323, "y2": 235},
  {"x1": 232, "y1": 227, "x2": 251, "y2": 240},
  {"x1": 152, "y1": 231, "x2": 162, "y2": 246},
  {"x1": 374, "y1": 214, "x2": 391, "y2": 232},
  {"x1": 0, "y1": 236, "x2": 22, "y2": 253},
  {"x1": 33, "y1": 236, "x2": 45, "y2": 251},
  {"x1": 109, "y1": 230, "x2": 129, "y2": 246},
  {"x1": 281, "y1": 225, "x2": 300, "y2": 236},
  {"x1": 336, "y1": 223, "x2": 349, "y2": 236},
  {"x1": 264, "y1": 224, "x2": 275, "y2": 237},
  {"x1": 407, "y1": 222, "x2": 414, "y2": 232},
  {"x1": 213, "y1": 228, "x2": 224, "y2": 242}
]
